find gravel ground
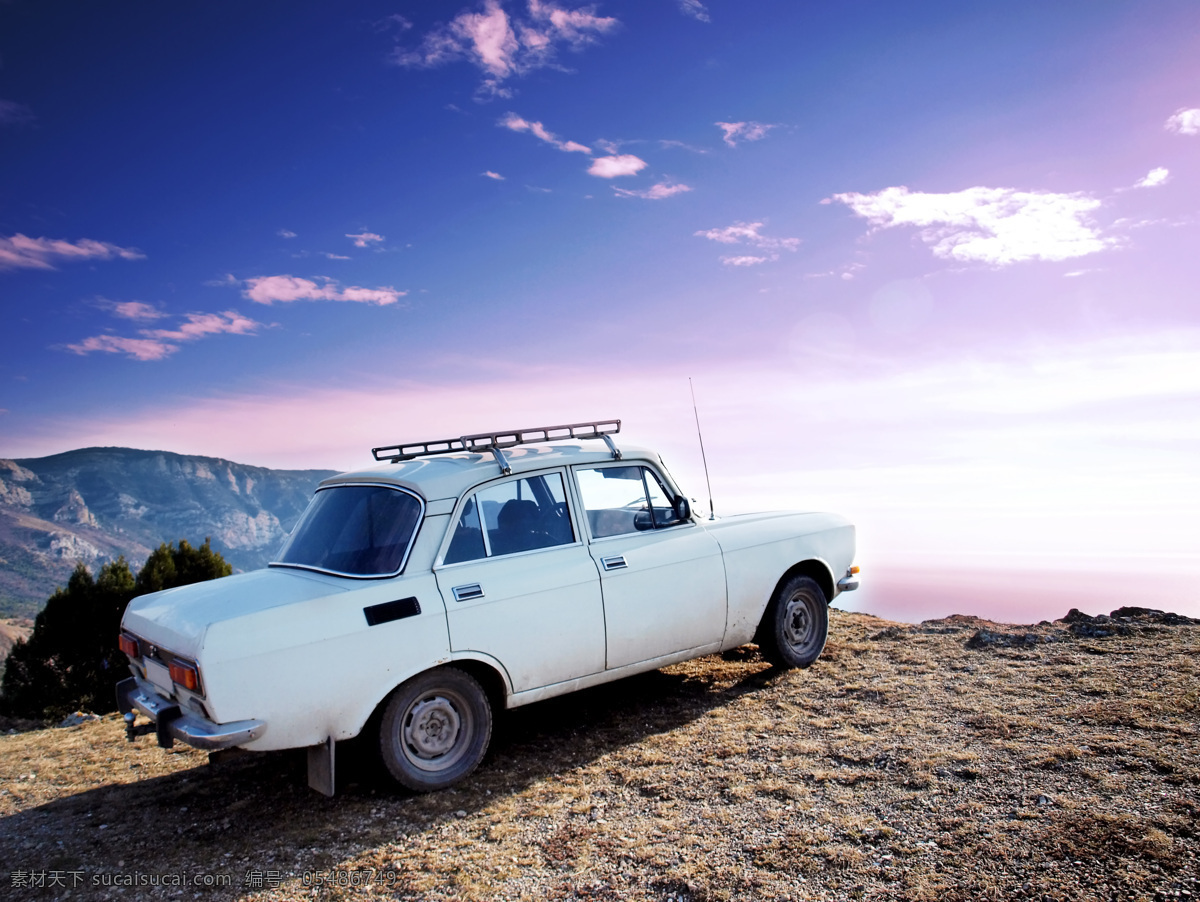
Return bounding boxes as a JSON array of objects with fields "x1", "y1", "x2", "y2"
[{"x1": 1, "y1": 607, "x2": 1197, "y2": 901}]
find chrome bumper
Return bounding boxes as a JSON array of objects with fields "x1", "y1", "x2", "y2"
[
  {"x1": 116, "y1": 677, "x2": 265, "y2": 752},
  {"x1": 837, "y1": 570, "x2": 860, "y2": 592}
]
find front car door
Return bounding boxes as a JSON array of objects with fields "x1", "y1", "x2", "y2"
[
  {"x1": 573, "y1": 463, "x2": 727, "y2": 670},
  {"x1": 433, "y1": 469, "x2": 606, "y2": 692}
]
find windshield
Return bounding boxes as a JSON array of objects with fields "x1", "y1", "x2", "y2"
[{"x1": 272, "y1": 484, "x2": 423, "y2": 578}]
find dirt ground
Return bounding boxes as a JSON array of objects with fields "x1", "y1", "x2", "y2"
[{"x1": 1, "y1": 607, "x2": 1197, "y2": 901}]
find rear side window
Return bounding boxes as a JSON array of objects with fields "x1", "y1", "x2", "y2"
[
  {"x1": 273, "y1": 485, "x2": 423, "y2": 577},
  {"x1": 444, "y1": 472, "x2": 574, "y2": 564}
]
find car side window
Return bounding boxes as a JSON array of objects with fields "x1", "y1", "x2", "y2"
[
  {"x1": 575, "y1": 465, "x2": 686, "y2": 538},
  {"x1": 443, "y1": 472, "x2": 574, "y2": 564}
]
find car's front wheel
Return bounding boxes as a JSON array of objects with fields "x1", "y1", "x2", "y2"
[
  {"x1": 379, "y1": 667, "x2": 493, "y2": 792},
  {"x1": 758, "y1": 574, "x2": 829, "y2": 668}
]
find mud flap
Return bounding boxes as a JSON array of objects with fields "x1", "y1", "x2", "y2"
[{"x1": 307, "y1": 736, "x2": 336, "y2": 797}]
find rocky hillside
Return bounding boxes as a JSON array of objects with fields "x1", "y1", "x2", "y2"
[{"x1": 0, "y1": 449, "x2": 337, "y2": 618}]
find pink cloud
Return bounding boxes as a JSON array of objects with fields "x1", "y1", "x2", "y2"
[
  {"x1": 242, "y1": 275, "x2": 406, "y2": 306},
  {"x1": 715, "y1": 121, "x2": 775, "y2": 147},
  {"x1": 110, "y1": 301, "x2": 165, "y2": 321},
  {"x1": 587, "y1": 154, "x2": 647, "y2": 178},
  {"x1": 612, "y1": 181, "x2": 693, "y2": 200},
  {"x1": 499, "y1": 112, "x2": 591, "y2": 153},
  {"x1": 677, "y1": 0, "x2": 711, "y2": 22},
  {"x1": 526, "y1": 0, "x2": 617, "y2": 47},
  {"x1": 65, "y1": 311, "x2": 262, "y2": 362},
  {"x1": 720, "y1": 255, "x2": 771, "y2": 266},
  {"x1": 394, "y1": 0, "x2": 617, "y2": 95},
  {"x1": 65, "y1": 335, "x2": 178, "y2": 362},
  {"x1": 0, "y1": 99, "x2": 34, "y2": 126},
  {"x1": 22, "y1": 331, "x2": 1200, "y2": 624},
  {"x1": 695, "y1": 221, "x2": 800, "y2": 251},
  {"x1": 346, "y1": 231, "x2": 384, "y2": 248},
  {"x1": 0, "y1": 234, "x2": 145, "y2": 271},
  {"x1": 141, "y1": 311, "x2": 261, "y2": 341}
]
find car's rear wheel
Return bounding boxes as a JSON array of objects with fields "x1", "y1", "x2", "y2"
[
  {"x1": 758, "y1": 575, "x2": 828, "y2": 668},
  {"x1": 379, "y1": 667, "x2": 492, "y2": 791}
]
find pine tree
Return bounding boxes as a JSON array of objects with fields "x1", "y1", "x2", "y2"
[{"x1": 0, "y1": 539, "x2": 231, "y2": 721}]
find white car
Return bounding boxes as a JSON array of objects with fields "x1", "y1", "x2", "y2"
[{"x1": 117, "y1": 421, "x2": 858, "y2": 795}]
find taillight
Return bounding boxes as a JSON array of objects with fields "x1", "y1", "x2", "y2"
[
  {"x1": 169, "y1": 660, "x2": 200, "y2": 692},
  {"x1": 118, "y1": 633, "x2": 140, "y2": 658}
]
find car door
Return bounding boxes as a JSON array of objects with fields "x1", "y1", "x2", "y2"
[
  {"x1": 433, "y1": 469, "x2": 606, "y2": 692},
  {"x1": 573, "y1": 463, "x2": 727, "y2": 670}
]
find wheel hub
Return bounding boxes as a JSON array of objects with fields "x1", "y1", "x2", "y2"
[
  {"x1": 404, "y1": 696, "x2": 462, "y2": 759},
  {"x1": 783, "y1": 596, "x2": 812, "y2": 648}
]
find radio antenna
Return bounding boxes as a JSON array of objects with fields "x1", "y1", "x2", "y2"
[{"x1": 689, "y1": 377, "x2": 715, "y2": 520}]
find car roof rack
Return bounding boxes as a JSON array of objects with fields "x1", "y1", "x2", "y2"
[{"x1": 372, "y1": 419, "x2": 622, "y2": 475}]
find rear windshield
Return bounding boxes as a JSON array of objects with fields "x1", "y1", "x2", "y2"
[{"x1": 272, "y1": 484, "x2": 423, "y2": 578}]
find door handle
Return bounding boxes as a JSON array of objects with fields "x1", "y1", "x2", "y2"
[
  {"x1": 601, "y1": 555, "x2": 627, "y2": 571},
  {"x1": 452, "y1": 583, "x2": 484, "y2": 602}
]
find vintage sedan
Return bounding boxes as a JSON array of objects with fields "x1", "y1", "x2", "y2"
[{"x1": 117, "y1": 421, "x2": 858, "y2": 795}]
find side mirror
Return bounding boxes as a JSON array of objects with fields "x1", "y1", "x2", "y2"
[{"x1": 673, "y1": 494, "x2": 691, "y2": 521}]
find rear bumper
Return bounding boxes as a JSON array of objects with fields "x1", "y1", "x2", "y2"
[
  {"x1": 116, "y1": 677, "x2": 265, "y2": 752},
  {"x1": 837, "y1": 571, "x2": 860, "y2": 592}
]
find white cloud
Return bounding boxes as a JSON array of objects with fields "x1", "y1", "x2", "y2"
[
  {"x1": 499, "y1": 112, "x2": 591, "y2": 153},
  {"x1": 277, "y1": 229, "x2": 298, "y2": 239},
  {"x1": 1165, "y1": 108, "x2": 1200, "y2": 135},
  {"x1": 0, "y1": 234, "x2": 145, "y2": 272},
  {"x1": 346, "y1": 231, "x2": 384, "y2": 248},
  {"x1": 323, "y1": 252, "x2": 351, "y2": 260},
  {"x1": 720, "y1": 255, "x2": 771, "y2": 266},
  {"x1": 612, "y1": 181, "x2": 692, "y2": 199},
  {"x1": 587, "y1": 154, "x2": 647, "y2": 178},
  {"x1": 694, "y1": 221, "x2": 800, "y2": 251},
  {"x1": 483, "y1": 170, "x2": 506, "y2": 180},
  {"x1": 1134, "y1": 167, "x2": 1170, "y2": 188},
  {"x1": 0, "y1": 99, "x2": 34, "y2": 126},
  {"x1": 832, "y1": 185, "x2": 1114, "y2": 266},
  {"x1": 715, "y1": 121, "x2": 775, "y2": 147},
  {"x1": 678, "y1": 0, "x2": 711, "y2": 22},
  {"x1": 393, "y1": 0, "x2": 618, "y2": 96},
  {"x1": 243, "y1": 275, "x2": 406, "y2": 306}
]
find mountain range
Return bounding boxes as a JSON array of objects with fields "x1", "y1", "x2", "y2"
[{"x1": 0, "y1": 448, "x2": 337, "y2": 618}]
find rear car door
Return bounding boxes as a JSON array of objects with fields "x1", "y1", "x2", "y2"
[{"x1": 433, "y1": 469, "x2": 606, "y2": 692}]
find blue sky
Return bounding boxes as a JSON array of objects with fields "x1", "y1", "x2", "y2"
[{"x1": 2, "y1": 1, "x2": 1198, "y2": 618}]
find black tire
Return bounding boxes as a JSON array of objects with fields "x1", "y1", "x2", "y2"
[
  {"x1": 758, "y1": 575, "x2": 829, "y2": 668},
  {"x1": 379, "y1": 667, "x2": 493, "y2": 792}
]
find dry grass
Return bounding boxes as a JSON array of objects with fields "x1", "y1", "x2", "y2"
[{"x1": 1, "y1": 609, "x2": 1198, "y2": 901}]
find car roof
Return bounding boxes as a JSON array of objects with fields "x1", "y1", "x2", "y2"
[{"x1": 319, "y1": 440, "x2": 665, "y2": 501}]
